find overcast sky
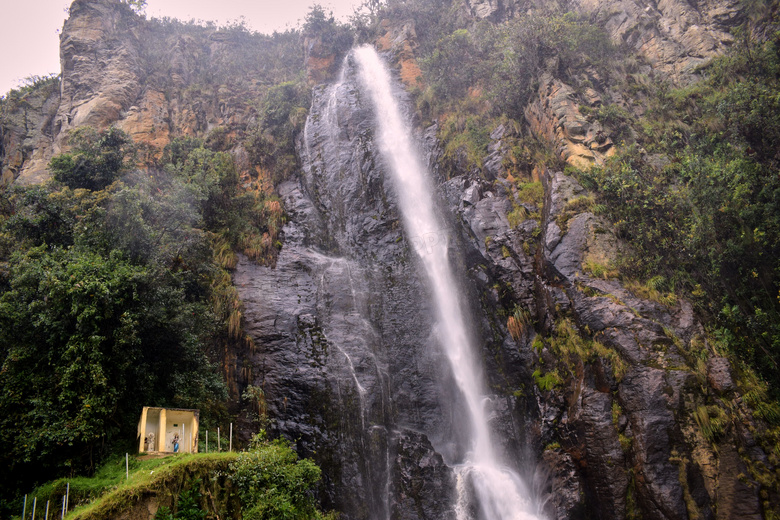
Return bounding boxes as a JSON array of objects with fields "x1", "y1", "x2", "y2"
[{"x1": 0, "y1": 0, "x2": 363, "y2": 96}]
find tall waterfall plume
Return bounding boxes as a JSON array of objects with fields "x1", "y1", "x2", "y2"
[{"x1": 353, "y1": 45, "x2": 545, "y2": 520}]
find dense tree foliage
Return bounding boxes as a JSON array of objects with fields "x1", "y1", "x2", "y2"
[
  {"x1": 50, "y1": 127, "x2": 135, "y2": 191},
  {"x1": 420, "y1": 11, "x2": 616, "y2": 119},
  {"x1": 244, "y1": 81, "x2": 311, "y2": 185},
  {"x1": 0, "y1": 126, "x2": 284, "y2": 503},
  {"x1": 0, "y1": 246, "x2": 220, "y2": 479}
]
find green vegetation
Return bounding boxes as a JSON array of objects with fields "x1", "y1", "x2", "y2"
[
  {"x1": 611, "y1": 401, "x2": 623, "y2": 427},
  {"x1": 166, "y1": 480, "x2": 206, "y2": 520},
  {"x1": 692, "y1": 405, "x2": 727, "y2": 443},
  {"x1": 0, "y1": 73, "x2": 59, "y2": 101},
  {"x1": 409, "y1": 5, "x2": 617, "y2": 175},
  {"x1": 231, "y1": 433, "x2": 334, "y2": 520},
  {"x1": 507, "y1": 305, "x2": 532, "y2": 341},
  {"x1": 419, "y1": 11, "x2": 616, "y2": 121},
  {"x1": 303, "y1": 4, "x2": 354, "y2": 62},
  {"x1": 532, "y1": 368, "x2": 562, "y2": 391},
  {"x1": 0, "y1": 126, "x2": 285, "y2": 508},
  {"x1": 581, "y1": 103, "x2": 634, "y2": 144},
  {"x1": 22, "y1": 454, "x2": 235, "y2": 520},
  {"x1": 0, "y1": 6, "x2": 316, "y2": 488},
  {"x1": 623, "y1": 278, "x2": 678, "y2": 307},
  {"x1": 582, "y1": 259, "x2": 619, "y2": 280},
  {"x1": 50, "y1": 127, "x2": 135, "y2": 190},
  {"x1": 579, "y1": 31, "x2": 780, "y2": 395},
  {"x1": 515, "y1": 181, "x2": 544, "y2": 206},
  {"x1": 139, "y1": 16, "x2": 304, "y2": 93},
  {"x1": 542, "y1": 318, "x2": 627, "y2": 382},
  {"x1": 244, "y1": 81, "x2": 311, "y2": 186},
  {"x1": 162, "y1": 135, "x2": 285, "y2": 264},
  {"x1": 618, "y1": 432, "x2": 633, "y2": 452},
  {"x1": 16, "y1": 436, "x2": 330, "y2": 520}
]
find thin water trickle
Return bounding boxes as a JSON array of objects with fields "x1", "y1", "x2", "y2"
[{"x1": 354, "y1": 45, "x2": 545, "y2": 520}]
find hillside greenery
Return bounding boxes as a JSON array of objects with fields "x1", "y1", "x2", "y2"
[
  {"x1": 13, "y1": 436, "x2": 330, "y2": 520},
  {"x1": 0, "y1": 123, "x2": 291, "y2": 509},
  {"x1": 579, "y1": 29, "x2": 780, "y2": 395},
  {"x1": 0, "y1": 5, "x2": 316, "y2": 507}
]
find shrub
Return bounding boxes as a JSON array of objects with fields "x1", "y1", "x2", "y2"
[
  {"x1": 230, "y1": 433, "x2": 332, "y2": 520},
  {"x1": 533, "y1": 369, "x2": 562, "y2": 391}
]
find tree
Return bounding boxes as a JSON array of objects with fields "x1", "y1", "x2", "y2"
[
  {"x1": 50, "y1": 127, "x2": 135, "y2": 191},
  {"x1": 0, "y1": 244, "x2": 224, "y2": 495}
]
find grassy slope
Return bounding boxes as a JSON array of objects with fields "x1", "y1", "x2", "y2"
[{"x1": 22, "y1": 453, "x2": 237, "y2": 520}]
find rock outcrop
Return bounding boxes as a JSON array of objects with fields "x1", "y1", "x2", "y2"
[
  {"x1": 57, "y1": 0, "x2": 143, "y2": 142},
  {"x1": 525, "y1": 74, "x2": 615, "y2": 169},
  {"x1": 575, "y1": 0, "x2": 743, "y2": 79},
  {"x1": 2, "y1": 0, "x2": 289, "y2": 185},
  {"x1": 375, "y1": 20, "x2": 424, "y2": 88},
  {"x1": 471, "y1": 0, "x2": 743, "y2": 80},
  {"x1": 0, "y1": 77, "x2": 60, "y2": 184},
  {"x1": 529, "y1": 168, "x2": 773, "y2": 519}
]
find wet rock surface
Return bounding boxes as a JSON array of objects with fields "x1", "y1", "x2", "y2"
[
  {"x1": 533, "y1": 168, "x2": 770, "y2": 519},
  {"x1": 236, "y1": 54, "x2": 774, "y2": 515},
  {"x1": 392, "y1": 430, "x2": 457, "y2": 520},
  {"x1": 235, "y1": 55, "x2": 512, "y2": 518}
]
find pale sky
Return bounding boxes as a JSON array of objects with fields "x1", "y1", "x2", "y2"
[{"x1": 0, "y1": 0, "x2": 363, "y2": 96}]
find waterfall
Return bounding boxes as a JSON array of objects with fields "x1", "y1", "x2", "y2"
[{"x1": 353, "y1": 46, "x2": 544, "y2": 520}]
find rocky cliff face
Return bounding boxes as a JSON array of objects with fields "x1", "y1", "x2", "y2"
[
  {"x1": 466, "y1": 0, "x2": 742, "y2": 79},
  {"x1": 534, "y1": 169, "x2": 774, "y2": 519},
  {"x1": 1, "y1": 0, "x2": 300, "y2": 185},
  {"x1": 234, "y1": 56, "x2": 496, "y2": 518},
  {"x1": 0, "y1": 77, "x2": 60, "y2": 185},
  {"x1": 235, "y1": 41, "x2": 776, "y2": 520},
  {"x1": 575, "y1": 0, "x2": 743, "y2": 78},
  {"x1": 2, "y1": 0, "x2": 778, "y2": 518}
]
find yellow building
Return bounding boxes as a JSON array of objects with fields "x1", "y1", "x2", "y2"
[{"x1": 137, "y1": 407, "x2": 199, "y2": 454}]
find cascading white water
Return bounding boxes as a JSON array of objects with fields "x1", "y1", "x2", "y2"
[{"x1": 354, "y1": 45, "x2": 544, "y2": 520}]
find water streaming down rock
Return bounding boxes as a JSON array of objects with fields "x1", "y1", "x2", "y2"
[
  {"x1": 236, "y1": 44, "x2": 545, "y2": 520},
  {"x1": 353, "y1": 46, "x2": 543, "y2": 520}
]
